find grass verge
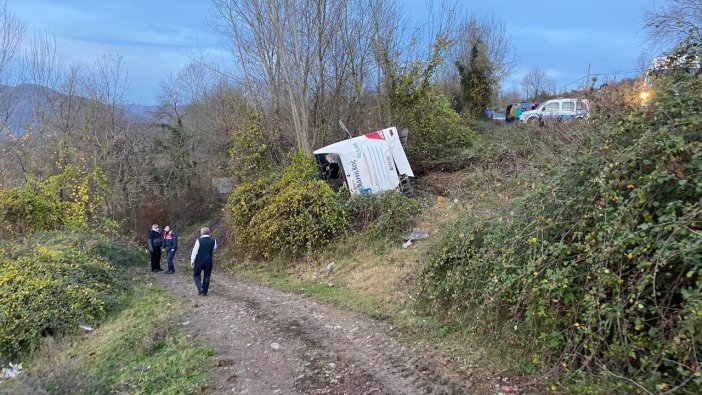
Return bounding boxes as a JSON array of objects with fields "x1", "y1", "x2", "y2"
[{"x1": 1, "y1": 285, "x2": 214, "y2": 394}]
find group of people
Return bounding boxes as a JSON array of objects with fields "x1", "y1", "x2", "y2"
[
  {"x1": 147, "y1": 224, "x2": 217, "y2": 296},
  {"x1": 504, "y1": 102, "x2": 539, "y2": 123}
]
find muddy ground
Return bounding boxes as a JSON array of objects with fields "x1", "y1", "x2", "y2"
[{"x1": 149, "y1": 263, "x2": 475, "y2": 395}]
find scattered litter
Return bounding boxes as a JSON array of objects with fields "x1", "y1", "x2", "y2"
[
  {"x1": 328, "y1": 363, "x2": 336, "y2": 369},
  {"x1": 270, "y1": 342, "x2": 281, "y2": 350},
  {"x1": 402, "y1": 228, "x2": 429, "y2": 249},
  {"x1": 453, "y1": 198, "x2": 459, "y2": 204},
  {"x1": 0, "y1": 363, "x2": 22, "y2": 383},
  {"x1": 182, "y1": 321, "x2": 190, "y2": 325},
  {"x1": 78, "y1": 324, "x2": 94, "y2": 332},
  {"x1": 322, "y1": 261, "x2": 336, "y2": 275},
  {"x1": 501, "y1": 384, "x2": 514, "y2": 393}
]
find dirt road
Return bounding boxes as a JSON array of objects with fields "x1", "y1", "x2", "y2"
[{"x1": 149, "y1": 264, "x2": 471, "y2": 394}]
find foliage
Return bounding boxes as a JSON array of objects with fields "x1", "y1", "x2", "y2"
[
  {"x1": 344, "y1": 192, "x2": 422, "y2": 241},
  {"x1": 157, "y1": 116, "x2": 197, "y2": 193},
  {"x1": 227, "y1": 107, "x2": 274, "y2": 183},
  {"x1": 421, "y1": 46, "x2": 702, "y2": 393},
  {"x1": 2, "y1": 287, "x2": 213, "y2": 394},
  {"x1": 226, "y1": 153, "x2": 347, "y2": 259},
  {"x1": 454, "y1": 39, "x2": 495, "y2": 116},
  {"x1": 386, "y1": 36, "x2": 476, "y2": 172},
  {"x1": 0, "y1": 164, "x2": 109, "y2": 237},
  {"x1": 0, "y1": 231, "x2": 145, "y2": 363}
]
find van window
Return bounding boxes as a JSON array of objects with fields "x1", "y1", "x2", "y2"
[
  {"x1": 561, "y1": 101, "x2": 575, "y2": 112},
  {"x1": 544, "y1": 102, "x2": 559, "y2": 111},
  {"x1": 576, "y1": 101, "x2": 587, "y2": 111}
]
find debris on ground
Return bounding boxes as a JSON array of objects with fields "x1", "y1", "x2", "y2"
[
  {"x1": 79, "y1": 324, "x2": 94, "y2": 332},
  {"x1": 322, "y1": 261, "x2": 336, "y2": 275},
  {"x1": 402, "y1": 228, "x2": 430, "y2": 249},
  {"x1": 0, "y1": 363, "x2": 22, "y2": 383}
]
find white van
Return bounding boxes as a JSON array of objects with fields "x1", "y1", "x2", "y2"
[
  {"x1": 520, "y1": 98, "x2": 589, "y2": 125},
  {"x1": 313, "y1": 127, "x2": 415, "y2": 196}
]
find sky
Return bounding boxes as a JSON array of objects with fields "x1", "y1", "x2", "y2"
[{"x1": 8, "y1": 0, "x2": 657, "y2": 105}]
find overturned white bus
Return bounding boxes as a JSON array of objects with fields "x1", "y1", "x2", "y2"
[{"x1": 313, "y1": 127, "x2": 415, "y2": 196}]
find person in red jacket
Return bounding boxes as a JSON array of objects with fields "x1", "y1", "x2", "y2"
[{"x1": 163, "y1": 225, "x2": 178, "y2": 274}]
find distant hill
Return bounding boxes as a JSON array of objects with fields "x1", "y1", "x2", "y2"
[{"x1": 0, "y1": 83, "x2": 157, "y2": 135}]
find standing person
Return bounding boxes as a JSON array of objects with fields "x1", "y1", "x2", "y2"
[
  {"x1": 147, "y1": 224, "x2": 163, "y2": 272},
  {"x1": 190, "y1": 227, "x2": 217, "y2": 296},
  {"x1": 163, "y1": 225, "x2": 178, "y2": 274},
  {"x1": 509, "y1": 103, "x2": 517, "y2": 122},
  {"x1": 505, "y1": 104, "x2": 512, "y2": 122},
  {"x1": 515, "y1": 104, "x2": 523, "y2": 121}
]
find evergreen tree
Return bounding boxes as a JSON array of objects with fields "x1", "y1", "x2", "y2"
[{"x1": 454, "y1": 39, "x2": 495, "y2": 116}]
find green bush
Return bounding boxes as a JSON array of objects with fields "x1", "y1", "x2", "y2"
[
  {"x1": 344, "y1": 192, "x2": 422, "y2": 241},
  {"x1": 385, "y1": 38, "x2": 476, "y2": 173},
  {"x1": 0, "y1": 184, "x2": 64, "y2": 236},
  {"x1": 421, "y1": 49, "x2": 702, "y2": 392},
  {"x1": 399, "y1": 85, "x2": 476, "y2": 172},
  {"x1": 0, "y1": 165, "x2": 109, "y2": 237},
  {"x1": 226, "y1": 153, "x2": 347, "y2": 258},
  {"x1": 0, "y1": 231, "x2": 144, "y2": 363}
]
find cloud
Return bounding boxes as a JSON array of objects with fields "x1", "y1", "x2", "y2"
[
  {"x1": 10, "y1": 0, "x2": 225, "y2": 104},
  {"x1": 512, "y1": 25, "x2": 640, "y2": 47}
]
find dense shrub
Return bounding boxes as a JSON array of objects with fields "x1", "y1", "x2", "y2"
[
  {"x1": 0, "y1": 165, "x2": 108, "y2": 237},
  {"x1": 226, "y1": 153, "x2": 347, "y2": 258},
  {"x1": 0, "y1": 231, "x2": 144, "y2": 363},
  {"x1": 344, "y1": 192, "x2": 422, "y2": 241},
  {"x1": 386, "y1": 38, "x2": 476, "y2": 173},
  {"x1": 397, "y1": 84, "x2": 476, "y2": 173},
  {"x1": 421, "y1": 49, "x2": 702, "y2": 392}
]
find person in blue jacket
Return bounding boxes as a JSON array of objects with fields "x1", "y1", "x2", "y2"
[{"x1": 163, "y1": 225, "x2": 178, "y2": 274}]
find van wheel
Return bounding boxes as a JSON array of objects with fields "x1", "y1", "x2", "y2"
[
  {"x1": 527, "y1": 117, "x2": 540, "y2": 126},
  {"x1": 400, "y1": 177, "x2": 414, "y2": 197}
]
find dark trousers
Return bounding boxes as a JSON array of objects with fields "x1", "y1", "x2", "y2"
[
  {"x1": 193, "y1": 261, "x2": 213, "y2": 294},
  {"x1": 166, "y1": 250, "x2": 176, "y2": 272},
  {"x1": 150, "y1": 248, "x2": 162, "y2": 271}
]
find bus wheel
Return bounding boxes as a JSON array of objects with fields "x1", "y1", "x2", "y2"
[{"x1": 400, "y1": 177, "x2": 414, "y2": 197}]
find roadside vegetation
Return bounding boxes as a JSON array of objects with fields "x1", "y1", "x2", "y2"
[
  {"x1": 0, "y1": 141, "x2": 214, "y2": 393},
  {"x1": 227, "y1": 43, "x2": 702, "y2": 394},
  {"x1": 3, "y1": 286, "x2": 214, "y2": 394},
  {"x1": 2, "y1": 1, "x2": 701, "y2": 393}
]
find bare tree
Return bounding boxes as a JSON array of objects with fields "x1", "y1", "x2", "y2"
[
  {"x1": 0, "y1": 0, "x2": 25, "y2": 81},
  {"x1": 212, "y1": 0, "x2": 414, "y2": 153},
  {"x1": 212, "y1": 0, "x2": 339, "y2": 154},
  {"x1": 645, "y1": 0, "x2": 702, "y2": 48},
  {"x1": 521, "y1": 68, "x2": 554, "y2": 99},
  {"x1": 0, "y1": 1, "x2": 26, "y2": 184},
  {"x1": 451, "y1": 13, "x2": 518, "y2": 85}
]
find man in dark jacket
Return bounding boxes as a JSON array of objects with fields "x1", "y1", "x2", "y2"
[
  {"x1": 163, "y1": 225, "x2": 178, "y2": 274},
  {"x1": 147, "y1": 224, "x2": 163, "y2": 272},
  {"x1": 190, "y1": 227, "x2": 217, "y2": 296}
]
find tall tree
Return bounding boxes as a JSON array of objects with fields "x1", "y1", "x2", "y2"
[{"x1": 454, "y1": 39, "x2": 494, "y2": 115}]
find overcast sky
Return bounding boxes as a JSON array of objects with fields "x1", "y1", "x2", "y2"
[{"x1": 9, "y1": 0, "x2": 656, "y2": 104}]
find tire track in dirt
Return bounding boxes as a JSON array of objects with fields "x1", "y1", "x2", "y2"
[{"x1": 150, "y1": 267, "x2": 471, "y2": 394}]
